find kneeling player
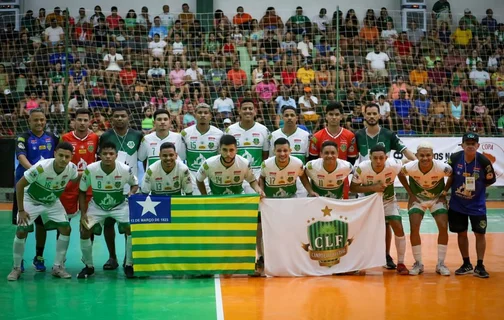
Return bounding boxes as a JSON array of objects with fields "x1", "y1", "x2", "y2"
[
  {"x1": 398, "y1": 142, "x2": 452, "y2": 275},
  {"x1": 141, "y1": 142, "x2": 193, "y2": 195},
  {"x1": 350, "y1": 144, "x2": 409, "y2": 275},
  {"x1": 8, "y1": 142, "x2": 79, "y2": 281},
  {"x1": 78, "y1": 141, "x2": 138, "y2": 279}
]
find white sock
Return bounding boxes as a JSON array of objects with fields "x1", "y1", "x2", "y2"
[
  {"x1": 54, "y1": 235, "x2": 70, "y2": 266},
  {"x1": 80, "y1": 238, "x2": 94, "y2": 268},
  {"x1": 412, "y1": 245, "x2": 422, "y2": 264},
  {"x1": 125, "y1": 235, "x2": 133, "y2": 266},
  {"x1": 438, "y1": 244, "x2": 447, "y2": 265},
  {"x1": 13, "y1": 236, "x2": 26, "y2": 268},
  {"x1": 395, "y1": 236, "x2": 406, "y2": 264}
]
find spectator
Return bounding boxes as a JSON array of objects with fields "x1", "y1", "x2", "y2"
[
  {"x1": 312, "y1": 8, "x2": 330, "y2": 36},
  {"x1": 213, "y1": 88, "x2": 235, "y2": 122},
  {"x1": 286, "y1": 6, "x2": 310, "y2": 36},
  {"x1": 315, "y1": 63, "x2": 332, "y2": 97},
  {"x1": 447, "y1": 93, "x2": 467, "y2": 131},
  {"x1": 394, "y1": 32, "x2": 414, "y2": 66},
  {"x1": 428, "y1": 60, "x2": 448, "y2": 88},
  {"x1": 178, "y1": 3, "x2": 195, "y2": 31},
  {"x1": 202, "y1": 32, "x2": 221, "y2": 61},
  {"x1": 183, "y1": 103, "x2": 196, "y2": 128},
  {"x1": 227, "y1": 61, "x2": 248, "y2": 93},
  {"x1": 377, "y1": 94, "x2": 393, "y2": 130},
  {"x1": 469, "y1": 61, "x2": 490, "y2": 90},
  {"x1": 424, "y1": 48, "x2": 442, "y2": 69},
  {"x1": 466, "y1": 50, "x2": 483, "y2": 71},
  {"x1": 141, "y1": 107, "x2": 154, "y2": 134},
  {"x1": 106, "y1": 6, "x2": 122, "y2": 31},
  {"x1": 339, "y1": 19, "x2": 359, "y2": 53},
  {"x1": 281, "y1": 32, "x2": 298, "y2": 69},
  {"x1": 46, "y1": 7, "x2": 64, "y2": 26},
  {"x1": 149, "y1": 16, "x2": 168, "y2": 40},
  {"x1": 487, "y1": 50, "x2": 500, "y2": 74},
  {"x1": 397, "y1": 119, "x2": 416, "y2": 135},
  {"x1": 187, "y1": 19, "x2": 205, "y2": 56},
  {"x1": 230, "y1": 26, "x2": 245, "y2": 47},
  {"x1": 281, "y1": 63, "x2": 299, "y2": 95},
  {"x1": 68, "y1": 94, "x2": 89, "y2": 114},
  {"x1": 420, "y1": 30, "x2": 442, "y2": 55},
  {"x1": 411, "y1": 88, "x2": 431, "y2": 133},
  {"x1": 21, "y1": 10, "x2": 37, "y2": 37},
  {"x1": 47, "y1": 62, "x2": 65, "y2": 112},
  {"x1": 347, "y1": 46, "x2": 365, "y2": 66},
  {"x1": 148, "y1": 33, "x2": 168, "y2": 68},
  {"x1": 92, "y1": 18, "x2": 109, "y2": 49},
  {"x1": 168, "y1": 20, "x2": 186, "y2": 42},
  {"x1": 124, "y1": 10, "x2": 137, "y2": 30},
  {"x1": 214, "y1": 19, "x2": 229, "y2": 45},
  {"x1": 255, "y1": 72, "x2": 278, "y2": 123},
  {"x1": 137, "y1": 7, "x2": 153, "y2": 30},
  {"x1": 49, "y1": 42, "x2": 74, "y2": 71},
  {"x1": 184, "y1": 59, "x2": 205, "y2": 94},
  {"x1": 407, "y1": 21, "x2": 424, "y2": 49},
  {"x1": 259, "y1": 7, "x2": 284, "y2": 41},
  {"x1": 345, "y1": 9, "x2": 359, "y2": 28},
  {"x1": 213, "y1": 9, "x2": 231, "y2": 30},
  {"x1": 438, "y1": 21, "x2": 451, "y2": 44},
  {"x1": 393, "y1": 90, "x2": 412, "y2": 122},
  {"x1": 366, "y1": 43, "x2": 390, "y2": 79},
  {"x1": 481, "y1": 9, "x2": 497, "y2": 32},
  {"x1": 44, "y1": 19, "x2": 64, "y2": 46},
  {"x1": 459, "y1": 8, "x2": 479, "y2": 32},
  {"x1": 359, "y1": 20, "x2": 379, "y2": 47},
  {"x1": 496, "y1": 23, "x2": 504, "y2": 46},
  {"x1": 222, "y1": 118, "x2": 233, "y2": 131},
  {"x1": 426, "y1": 93, "x2": 448, "y2": 133},
  {"x1": 167, "y1": 92, "x2": 183, "y2": 131},
  {"x1": 315, "y1": 37, "x2": 332, "y2": 65},
  {"x1": 381, "y1": 21, "x2": 398, "y2": 49},
  {"x1": 431, "y1": 0, "x2": 451, "y2": 29},
  {"x1": 444, "y1": 47, "x2": 466, "y2": 72},
  {"x1": 233, "y1": 6, "x2": 253, "y2": 30},
  {"x1": 89, "y1": 6, "x2": 105, "y2": 26},
  {"x1": 119, "y1": 62, "x2": 137, "y2": 92},
  {"x1": 409, "y1": 63, "x2": 428, "y2": 88},
  {"x1": 221, "y1": 35, "x2": 237, "y2": 66},
  {"x1": 205, "y1": 59, "x2": 227, "y2": 93},
  {"x1": 246, "y1": 19, "x2": 265, "y2": 60},
  {"x1": 363, "y1": 9, "x2": 377, "y2": 27},
  {"x1": 297, "y1": 34, "x2": 314, "y2": 63},
  {"x1": 237, "y1": 89, "x2": 259, "y2": 113},
  {"x1": 389, "y1": 75, "x2": 410, "y2": 100},
  {"x1": 299, "y1": 87, "x2": 319, "y2": 130},
  {"x1": 88, "y1": 78, "x2": 109, "y2": 109},
  {"x1": 167, "y1": 33, "x2": 187, "y2": 70},
  {"x1": 346, "y1": 104, "x2": 366, "y2": 132},
  {"x1": 369, "y1": 75, "x2": 388, "y2": 98},
  {"x1": 377, "y1": 7, "x2": 393, "y2": 33},
  {"x1": 492, "y1": 64, "x2": 504, "y2": 97},
  {"x1": 297, "y1": 61, "x2": 315, "y2": 91},
  {"x1": 473, "y1": 97, "x2": 494, "y2": 134},
  {"x1": 275, "y1": 86, "x2": 297, "y2": 115},
  {"x1": 159, "y1": 5, "x2": 175, "y2": 30},
  {"x1": 251, "y1": 60, "x2": 267, "y2": 90},
  {"x1": 260, "y1": 30, "x2": 282, "y2": 67},
  {"x1": 169, "y1": 60, "x2": 187, "y2": 96},
  {"x1": 147, "y1": 58, "x2": 166, "y2": 89},
  {"x1": 68, "y1": 60, "x2": 87, "y2": 96},
  {"x1": 150, "y1": 88, "x2": 168, "y2": 110},
  {"x1": 103, "y1": 45, "x2": 124, "y2": 89},
  {"x1": 451, "y1": 21, "x2": 472, "y2": 47}
]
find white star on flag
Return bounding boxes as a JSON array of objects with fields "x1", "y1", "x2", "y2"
[{"x1": 137, "y1": 196, "x2": 161, "y2": 216}]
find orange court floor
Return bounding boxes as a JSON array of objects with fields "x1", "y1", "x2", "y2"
[{"x1": 1, "y1": 202, "x2": 503, "y2": 320}]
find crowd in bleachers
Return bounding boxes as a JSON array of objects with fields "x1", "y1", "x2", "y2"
[{"x1": 0, "y1": 2, "x2": 504, "y2": 136}]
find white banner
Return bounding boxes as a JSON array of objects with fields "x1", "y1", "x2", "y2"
[
  {"x1": 260, "y1": 194, "x2": 386, "y2": 277},
  {"x1": 389, "y1": 137, "x2": 504, "y2": 186}
]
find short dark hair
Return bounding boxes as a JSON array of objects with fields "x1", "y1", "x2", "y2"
[
  {"x1": 364, "y1": 103, "x2": 380, "y2": 113},
  {"x1": 111, "y1": 6, "x2": 118, "y2": 11},
  {"x1": 112, "y1": 106, "x2": 129, "y2": 115},
  {"x1": 274, "y1": 137, "x2": 290, "y2": 147},
  {"x1": 29, "y1": 108, "x2": 45, "y2": 116},
  {"x1": 160, "y1": 142, "x2": 176, "y2": 152},
  {"x1": 370, "y1": 144, "x2": 386, "y2": 154},
  {"x1": 282, "y1": 106, "x2": 296, "y2": 114},
  {"x1": 240, "y1": 98, "x2": 256, "y2": 106},
  {"x1": 55, "y1": 141, "x2": 74, "y2": 153},
  {"x1": 100, "y1": 141, "x2": 117, "y2": 153},
  {"x1": 75, "y1": 108, "x2": 91, "y2": 117},
  {"x1": 326, "y1": 102, "x2": 343, "y2": 114},
  {"x1": 321, "y1": 140, "x2": 338, "y2": 151},
  {"x1": 154, "y1": 109, "x2": 170, "y2": 119},
  {"x1": 220, "y1": 134, "x2": 237, "y2": 146}
]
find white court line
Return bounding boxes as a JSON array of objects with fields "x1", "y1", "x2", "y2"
[{"x1": 214, "y1": 276, "x2": 224, "y2": 320}]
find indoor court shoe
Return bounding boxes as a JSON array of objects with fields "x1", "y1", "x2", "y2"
[
  {"x1": 435, "y1": 263, "x2": 451, "y2": 276},
  {"x1": 52, "y1": 265, "x2": 72, "y2": 279},
  {"x1": 396, "y1": 263, "x2": 409, "y2": 275},
  {"x1": 33, "y1": 256, "x2": 46, "y2": 272},
  {"x1": 7, "y1": 267, "x2": 22, "y2": 281},
  {"x1": 409, "y1": 262, "x2": 424, "y2": 275},
  {"x1": 20, "y1": 260, "x2": 25, "y2": 273},
  {"x1": 77, "y1": 266, "x2": 95, "y2": 279},
  {"x1": 124, "y1": 265, "x2": 135, "y2": 279},
  {"x1": 455, "y1": 263, "x2": 473, "y2": 275},
  {"x1": 103, "y1": 258, "x2": 119, "y2": 270},
  {"x1": 473, "y1": 265, "x2": 489, "y2": 278},
  {"x1": 384, "y1": 254, "x2": 397, "y2": 270}
]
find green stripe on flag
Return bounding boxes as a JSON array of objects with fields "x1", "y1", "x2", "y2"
[
  {"x1": 132, "y1": 243, "x2": 257, "y2": 251},
  {"x1": 132, "y1": 230, "x2": 257, "y2": 237},
  {"x1": 171, "y1": 203, "x2": 259, "y2": 211},
  {"x1": 172, "y1": 217, "x2": 258, "y2": 223},
  {"x1": 134, "y1": 257, "x2": 255, "y2": 264}
]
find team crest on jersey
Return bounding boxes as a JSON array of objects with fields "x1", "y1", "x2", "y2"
[
  {"x1": 253, "y1": 138, "x2": 259, "y2": 145},
  {"x1": 173, "y1": 181, "x2": 180, "y2": 188},
  {"x1": 336, "y1": 180, "x2": 342, "y2": 185},
  {"x1": 88, "y1": 145, "x2": 94, "y2": 152},
  {"x1": 127, "y1": 141, "x2": 135, "y2": 149},
  {"x1": 115, "y1": 182, "x2": 121, "y2": 188},
  {"x1": 208, "y1": 142, "x2": 215, "y2": 149},
  {"x1": 340, "y1": 144, "x2": 347, "y2": 152},
  {"x1": 385, "y1": 177, "x2": 391, "y2": 184},
  {"x1": 61, "y1": 180, "x2": 66, "y2": 186},
  {"x1": 233, "y1": 176, "x2": 240, "y2": 182},
  {"x1": 47, "y1": 143, "x2": 52, "y2": 151},
  {"x1": 294, "y1": 144, "x2": 300, "y2": 151},
  {"x1": 287, "y1": 177, "x2": 294, "y2": 183}
]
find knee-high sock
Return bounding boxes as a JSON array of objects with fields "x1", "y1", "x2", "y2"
[
  {"x1": 438, "y1": 244, "x2": 447, "y2": 265},
  {"x1": 412, "y1": 245, "x2": 422, "y2": 263},
  {"x1": 13, "y1": 236, "x2": 26, "y2": 268},
  {"x1": 395, "y1": 236, "x2": 406, "y2": 264},
  {"x1": 125, "y1": 235, "x2": 133, "y2": 266},
  {"x1": 54, "y1": 235, "x2": 70, "y2": 266},
  {"x1": 80, "y1": 238, "x2": 94, "y2": 267}
]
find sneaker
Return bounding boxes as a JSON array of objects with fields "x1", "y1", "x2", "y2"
[
  {"x1": 473, "y1": 265, "x2": 489, "y2": 278},
  {"x1": 52, "y1": 265, "x2": 72, "y2": 279},
  {"x1": 409, "y1": 262, "x2": 424, "y2": 275},
  {"x1": 436, "y1": 263, "x2": 451, "y2": 276},
  {"x1": 77, "y1": 266, "x2": 95, "y2": 279},
  {"x1": 396, "y1": 263, "x2": 409, "y2": 275},
  {"x1": 33, "y1": 256, "x2": 46, "y2": 272},
  {"x1": 455, "y1": 263, "x2": 473, "y2": 275},
  {"x1": 124, "y1": 265, "x2": 135, "y2": 279},
  {"x1": 7, "y1": 267, "x2": 22, "y2": 281},
  {"x1": 20, "y1": 260, "x2": 25, "y2": 273},
  {"x1": 103, "y1": 258, "x2": 119, "y2": 270},
  {"x1": 384, "y1": 254, "x2": 397, "y2": 270}
]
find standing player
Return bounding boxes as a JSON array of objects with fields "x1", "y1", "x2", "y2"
[
  {"x1": 355, "y1": 102, "x2": 417, "y2": 270},
  {"x1": 196, "y1": 135, "x2": 264, "y2": 196},
  {"x1": 445, "y1": 133, "x2": 496, "y2": 278},
  {"x1": 225, "y1": 99, "x2": 269, "y2": 193},
  {"x1": 138, "y1": 109, "x2": 186, "y2": 168},
  {"x1": 305, "y1": 141, "x2": 353, "y2": 199},
  {"x1": 13, "y1": 108, "x2": 59, "y2": 272},
  {"x1": 398, "y1": 142, "x2": 453, "y2": 275},
  {"x1": 77, "y1": 141, "x2": 139, "y2": 279},
  {"x1": 350, "y1": 144, "x2": 409, "y2": 275},
  {"x1": 98, "y1": 107, "x2": 143, "y2": 270},
  {"x1": 141, "y1": 142, "x2": 193, "y2": 195},
  {"x1": 61, "y1": 108, "x2": 99, "y2": 219},
  {"x1": 8, "y1": 142, "x2": 78, "y2": 281},
  {"x1": 309, "y1": 102, "x2": 358, "y2": 198},
  {"x1": 181, "y1": 103, "x2": 223, "y2": 195}
]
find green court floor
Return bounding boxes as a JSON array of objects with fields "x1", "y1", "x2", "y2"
[{"x1": 1, "y1": 209, "x2": 504, "y2": 320}]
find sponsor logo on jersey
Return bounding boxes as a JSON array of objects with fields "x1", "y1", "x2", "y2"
[
  {"x1": 18, "y1": 142, "x2": 25, "y2": 149},
  {"x1": 215, "y1": 171, "x2": 222, "y2": 175},
  {"x1": 105, "y1": 185, "x2": 113, "y2": 189},
  {"x1": 366, "y1": 176, "x2": 374, "y2": 180},
  {"x1": 155, "y1": 177, "x2": 162, "y2": 181},
  {"x1": 288, "y1": 171, "x2": 296, "y2": 176},
  {"x1": 234, "y1": 171, "x2": 241, "y2": 174},
  {"x1": 190, "y1": 136, "x2": 197, "y2": 140},
  {"x1": 47, "y1": 177, "x2": 54, "y2": 181},
  {"x1": 317, "y1": 175, "x2": 325, "y2": 178},
  {"x1": 173, "y1": 176, "x2": 179, "y2": 180},
  {"x1": 336, "y1": 175, "x2": 344, "y2": 179},
  {"x1": 115, "y1": 176, "x2": 122, "y2": 179},
  {"x1": 208, "y1": 137, "x2": 216, "y2": 141},
  {"x1": 39, "y1": 145, "x2": 46, "y2": 150},
  {"x1": 150, "y1": 142, "x2": 157, "y2": 145},
  {"x1": 96, "y1": 176, "x2": 103, "y2": 179},
  {"x1": 269, "y1": 172, "x2": 276, "y2": 176},
  {"x1": 252, "y1": 133, "x2": 260, "y2": 137},
  {"x1": 79, "y1": 149, "x2": 86, "y2": 154}
]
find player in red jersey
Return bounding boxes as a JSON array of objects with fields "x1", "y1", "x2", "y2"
[
  {"x1": 309, "y1": 102, "x2": 357, "y2": 198},
  {"x1": 60, "y1": 109, "x2": 99, "y2": 217}
]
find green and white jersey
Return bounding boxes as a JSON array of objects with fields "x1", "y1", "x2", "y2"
[
  {"x1": 138, "y1": 131, "x2": 186, "y2": 167},
  {"x1": 99, "y1": 129, "x2": 143, "y2": 178},
  {"x1": 80, "y1": 161, "x2": 138, "y2": 211},
  {"x1": 24, "y1": 159, "x2": 78, "y2": 205},
  {"x1": 181, "y1": 125, "x2": 223, "y2": 172},
  {"x1": 352, "y1": 158, "x2": 402, "y2": 204},
  {"x1": 226, "y1": 122, "x2": 270, "y2": 170},
  {"x1": 305, "y1": 158, "x2": 353, "y2": 199},
  {"x1": 196, "y1": 155, "x2": 256, "y2": 195},
  {"x1": 354, "y1": 127, "x2": 406, "y2": 162},
  {"x1": 401, "y1": 160, "x2": 452, "y2": 201},
  {"x1": 141, "y1": 160, "x2": 193, "y2": 195},
  {"x1": 260, "y1": 156, "x2": 304, "y2": 198},
  {"x1": 269, "y1": 127, "x2": 310, "y2": 163}
]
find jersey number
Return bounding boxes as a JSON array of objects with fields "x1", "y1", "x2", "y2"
[
  {"x1": 97, "y1": 181, "x2": 102, "y2": 189},
  {"x1": 156, "y1": 182, "x2": 162, "y2": 191},
  {"x1": 190, "y1": 142, "x2": 196, "y2": 149}
]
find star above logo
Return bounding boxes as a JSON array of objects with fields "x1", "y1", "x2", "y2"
[
  {"x1": 137, "y1": 196, "x2": 161, "y2": 216},
  {"x1": 321, "y1": 206, "x2": 332, "y2": 217}
]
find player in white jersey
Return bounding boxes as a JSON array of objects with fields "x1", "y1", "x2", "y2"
[
  {"x1": 8, "y1": 142, "x2": 79, "y2": 281},
  {"x1": 351, "y1": 144, "x2": 409, "y2": 275},
  {"x1": 225, "y1": 99, "x2": 269, "y2": 193},
  {"x1": 269, "y1": 106, "x2": 310, "y2": 197},
  {"x1": 196, "y1": 135, "x2": 264, "y2": 196},
  {"x1": 181, "y1": 103, "x2": 223, "y2": 195},
  {"x1": 305, "y1": 141, "x2": 353, "y2": 199},
  {"x1": 77, "y1": 141, "x2": 139, "y2": 279},
  {"x1": 398, "y1": 141, "x2": 453, "y2": 276},
  {"x1": 141, "y1": 142, "x2": 193, "y2": 195},
  {"x1": 138, "y1": 109, "x2": 186, "y2": 168}
]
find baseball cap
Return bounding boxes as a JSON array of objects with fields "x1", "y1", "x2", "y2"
[
  {"x1": 464, "y1": 8, "x2": 471, "y2": 14},
  {"x1": 304, "y1": 87, "x2": 312, "y2": 93},
  {"x1": 419, "y1": 89, "x2": 428, "y2": 95},
  {"x1": 462, "y1": 132, "x2": 479, "y2": 143},
  {"x1": 223, "y1": 118, "x2": 232, "y2": 124}
]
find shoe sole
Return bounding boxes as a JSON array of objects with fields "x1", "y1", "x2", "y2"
[
  {"x1": 52, "y1": 273, "x2": 72, "y2": 279},
  {"x1": 383, "y1": 265, "x2": 397, "y2": 270},
  {"x1": 33, "y1": 266, "x2": 46, "y2": 272},
  {"x1": 436, "y1": 270, "x2": 451, "y2": 276},
  {"x1": 77, "y1": 273, "x2": 95, "y2": 279},
  {"x1": 473, "y1": 273, "x2": 489, "y2": 278},
  {"x1": 455, "y1": 271, "x2": 473, "y2": 275},
  {"x1": 409, "y1": 270, "x2": 424, "y2": 275}
]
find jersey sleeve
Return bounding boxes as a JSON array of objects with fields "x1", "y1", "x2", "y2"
[
  {"x1": 481, "y1": 154, "x2": 497, "y2": 185},
  {"x1": 392, "y1": 159, "x2": 402, "y2": 174},
  {"x1": 79, "y1": 168, "x2": 91, "y2": 192},
  {"x1": 127, "y1": 167, "x2": 139, "y2": 187},
  {"x1": 196, "y1": 162, "x2": 208, "y2": 182},
  {"x1": 15, "y1": 133, "x2": 29, "y2": 157},
  {"x1": 352, "y1": 165, "x2": 363, "y2": 184},
  {"x1": 441, "y1": 162, "x2": 452, "y2": 177},
  {"x1": 391, "y1": 132, "x2": 407, "y2": 153},
  {"x1": 347, "y1": 132, "x2": 358, "y2": 158},
  {"x1": 182, "y1": 168, "x2": 193, "y2": 194},
  {"x1": 297, "y1": 161, "x2": 305, "y2": 177},
  {"x1": 141, "y1": 168, "x2": 152, "y2": 194},
  {"x1": 262, "y1": 128, "x2": 270, "y2": 152},
  {"x1": 260, "y1": 161, "x2": 266, "y2": 178},
  {"x1": 138, "y1": 138, "x2": 148, "y2": 162},
  {"x1": 309, "y1": 134, "x2": 320, "y2": 156},
  {"x1": 24, "y1": 162, "x2": 43, "y2": 184},
  {"x1": 177, "y1": 137, "x2": 187, "y2": 161},
  {"x1": 69, "y1": 163, "x2": 79, "y2": 180}
]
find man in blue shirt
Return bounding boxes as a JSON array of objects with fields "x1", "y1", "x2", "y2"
[
  {"x1": 393, "y1": 90, "x2": 412, "y2": 120},
  {"x1": 445, "y1": 133, "x2": 496, "y2": 278},
  {"x1": 13, "y1": 108, "x2": 59, "y2": 272}
]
